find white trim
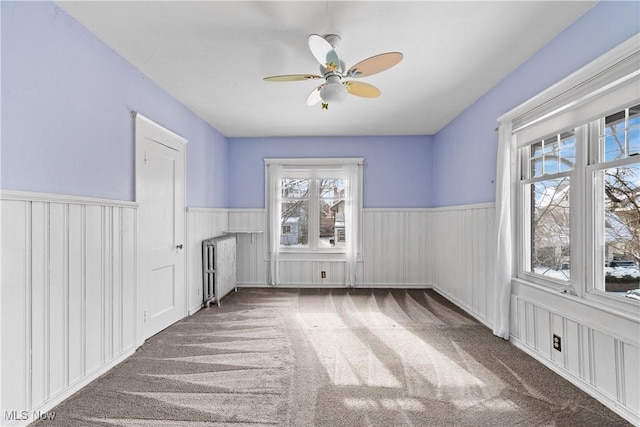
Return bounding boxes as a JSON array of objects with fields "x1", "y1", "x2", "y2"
[
  {"x1": 276, "y1": 253, "x2": 349, "y2": 262},
  {"x1": 2, "y1": 348, "x2": 136, "y2": 427},
  {"x1": 263, "y1": 159, "x2": 364, "y2": 273},
  {"x1": 225, "y1": 204, "x2": 493, "y2": 213},
  {"x1": 364, "y1": 207, "x2": 432, "y2": 212},
  {"x1": 513, "y1": 278, "x2": 640, "y2": 327},
  {"x1": 506, "y1": 34, "x2": 640, "y2": 322},
  {"x1": 185, "y1": 207, "x2": 228, "y2": 213},
  {"x1": 432, "y1": 285, "x2": 494, "y2": 329},
  {"x1": 134, "y1": 113, "x2": 188, "y2": 341},
  {"x1": 236, "y1": 283, "x2": 434, "y2": 289},
  {"x1": 132, "y1": 112, "x2": 187, "y2": 145},
  {"x1": 265, "y1": 157, "x2": 363, "y2": 166},
  {"x1": 499, "y1": 34, "x2": 640, "y2": 123},
  {"x1": 510, "y1": 337, "x2": 638, "y2": 426},
  {"x1": 428, "y1": 202, "x2": 495, "y2": 212},
  {"x1": 227, "y1": 208, "x2": 266, "y2": 214},
  {"x1": 0, "y1": 190, "x2": 137, "y2": 208}
]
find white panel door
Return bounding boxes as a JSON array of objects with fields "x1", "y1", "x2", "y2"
[{"x1": 136, "y1": 115, "x2": 186, "y2": 339}]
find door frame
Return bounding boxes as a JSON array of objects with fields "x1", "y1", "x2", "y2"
[{"x1": 134, "y1": 112, "x2": 188, "y2": 344}]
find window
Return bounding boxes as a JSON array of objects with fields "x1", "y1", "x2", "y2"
[
  {"x1": 494, "y1": 36, "x2": 640, "y2": 334},
  {"x1": 521, "y1": 131, "x2": 575, "y2": 282},
  {"x1": 265, "y1": 158, "x2": 362, "y2": 256},
  {"x1": 280, "y1": 176, "x2": 345, "y2": 249},
  {"x1": 591, "y1": 106, "x2": 640, "y2": 296},
  {"x1": 518, "y1": 105, "x2": 639, "y2": 302}
]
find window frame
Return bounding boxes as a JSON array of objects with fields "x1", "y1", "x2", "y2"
[
  {"x1": 505, "y1": 34, "x2": 640, "y2": 314},
  {"x1": 264, "y1": 157, "x2": 363, "y2": 261},
  {"x1": 518, "y1": 129, "x2": 577, "y2": 286},
  {"x1": 585, "y1": 115, "x2": 640, "y2": 303}
]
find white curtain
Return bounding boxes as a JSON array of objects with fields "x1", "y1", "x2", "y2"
[
  {"x1": 493, "y1": 121, "x2": 514, "y2": 340},
  {"x1": 268, "y1": 164, "x2": 283, "y2": 286},
  {"x1": 344, "y1": 163, "x2": 360, "y2": 287}
]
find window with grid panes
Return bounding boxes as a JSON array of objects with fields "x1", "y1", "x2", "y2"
[{"x1": 518, "y1": 104, "x2": 639, "y2": 301}]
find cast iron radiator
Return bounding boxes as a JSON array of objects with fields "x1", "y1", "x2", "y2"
[{"x1": 202, "y1": 235, "x2": 237, "y2": 307}]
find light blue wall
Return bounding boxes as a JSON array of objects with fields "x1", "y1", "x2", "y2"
[
  {"x1": 1, "y1": 1, "x2": 227, "y2": 207},
  {"x1": 432, "y1": 0, "x2": 640, "y2": 207},
  {"x1": 4, "y1": 1, "x2": 638, "y2": 209},
  {"x1": 227, "y1": 136, "x2": 433, "y2": 208}
]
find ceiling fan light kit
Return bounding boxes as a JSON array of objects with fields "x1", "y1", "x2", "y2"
[
  {"x1": 320, "y1": 75, "x2": 348, "y2": 103},
  {"x1": 263, "y1": 34, "x2": 403, "y2": 109}
]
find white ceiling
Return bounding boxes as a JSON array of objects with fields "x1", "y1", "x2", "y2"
[{"x1": 55, "y1": 1, "x2": 596, "y2": 137}]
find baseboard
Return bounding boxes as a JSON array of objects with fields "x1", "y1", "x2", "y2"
[
  {"x1": 431, "y1": 286, "x2": 494, "y2": 330},
  {"x1": 236, "y1": 283, "x2": 433, "y2": 289},
  {"x1": 510, "y1": 336, "x2": 638, "y2": 426},
  {"x1": 188, "y1": 304, "x2": 202, "y2": 315},
  {"x1": 356, "y1": 283, "x2": 433, "y2": 289},
  {"x1": 4, "y1": 347, "x2": 137, "y2": 427},
  {"x1": 423, "y1": 285, "x2": 639, "y2": 424}
]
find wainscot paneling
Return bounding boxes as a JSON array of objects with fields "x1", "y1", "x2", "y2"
[
  {"x1": 228, "y1": 210, "x2": 268, "y2": 286},
  {"x1": 429, "y1": 202, "x2": 638, "y2": 424},
  {"x1": 9, "y1": 197, "x2": 633, "y2": 425},
  {"x1": 1, "y1": 190, "x2": 137, "y2": 426},
  {"x1": 185, "y1": 208, "x2": 228, "y2": 314},
  {"x1": 429, "y1": 203, "x2": 496, "y2": 327},
  {"x1": 361, "y1": 209, "x2": 431, "y2": 287},
  {"x1": 510, "y1": 280, "x2": 640, "y2": 424},
  {"x1": 227, "y1": 209, "x2": 434, "y2": 288}
]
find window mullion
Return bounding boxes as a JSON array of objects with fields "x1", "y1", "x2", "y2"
[
  {"x1": 571, "y1": 124, "x2": 589, "y2": 296},
  {"x1": 309, "y1": 179, "x2": 319, "y2": 250},
  {"x1": 587, "y1": 120, "x2": 603, "y2": 295}
]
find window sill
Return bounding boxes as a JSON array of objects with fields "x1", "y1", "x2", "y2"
[
  {"x1": 583, "y1": 288, "x2": 640, "y2": 316},
  {"x1": 277, "y1": 251, "x2": 348, "y2": 262},
  {"x1": 512, "y1": 277, "x2": 640, "y2": 322}
]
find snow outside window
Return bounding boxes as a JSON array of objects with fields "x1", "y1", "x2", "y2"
[{"x1": 518, "y1": 105, "x2": 639, "y2": 303}]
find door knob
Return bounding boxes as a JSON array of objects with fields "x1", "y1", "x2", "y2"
[{"x1": 176, "y1": 244, "x2": 183, "y2": 250}]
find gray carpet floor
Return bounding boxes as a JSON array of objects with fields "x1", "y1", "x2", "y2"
[{"x1": 35, "y1": 288, "x2": 631, "y2": 426}]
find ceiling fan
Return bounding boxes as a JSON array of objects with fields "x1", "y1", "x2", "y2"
[{"x1": 263, "y1": 34, "x2": 403, "y2": 109}]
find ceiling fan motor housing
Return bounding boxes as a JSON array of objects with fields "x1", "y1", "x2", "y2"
[{"x1": 323, "y1": 34, "x2": 341, "y2": 49}]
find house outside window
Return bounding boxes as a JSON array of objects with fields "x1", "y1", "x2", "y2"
[
  {"x1": 591, "y1": 105, "x2": 640, "y2": 295},
  {"x1": 518, "y1": 104, "x2": 639, "y2": 304},
  {"x1": 265, "y1": 158, "x2": 362, "y2": 258},
  {"x1": 507, "y1": 38, "x2": 640, "y2": 310},
  {"x1": 280, "y1": 177, "x2": 345, "y2": 249},
  {"x1": 521, "y1": 130, "x2": 575, "y2": 282}
]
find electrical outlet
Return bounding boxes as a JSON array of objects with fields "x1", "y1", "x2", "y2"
[
  {"x1": 321, "y1": 271, "x2": 327, "y2": 279},
  {"x1": 553, "y1": 334, "x2": 562, "y2": 352}
]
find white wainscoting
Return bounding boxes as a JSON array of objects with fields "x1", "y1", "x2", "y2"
[
  {"x1": 362, "y1": 209, "x2": 432, "y2": 287},
  {"x1": 1, "y1": 191, "x2": 137, "y2": 426},
  {"x1": 425, "y1": 202, "x2": 638, "y2": 424},
  {"x1": 228, "y1": 210, "x2": 268, "y2": 286},
  {"x1": 510, "y1": 281, "x2": 640, "y2": 424},
  {"x1": 185, "y1": 208, "x2": 228, "y2": 314},
  {"x1": 6, "y1": 196, "x2": 635, "y2": 424},
  {"x1": 429, "y1": 203, "x2": 496, "y2": 327},
  {"x1": 227, "y1": 209, "x2": 434, "y2": 288}
]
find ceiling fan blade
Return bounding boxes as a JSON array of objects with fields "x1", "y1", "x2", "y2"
[
  {"x1": 308, "y1": 34, "x2": 341, "y2": 71},
  {"x1": 263, "y1": 74, "x2": 321, "y2": 82},
  {"x1": 306, "y1": 85, "x2": 324, "y2": 106},
  {"x1": 308, "y1": 34, "x2": 333, "y2": 64},
  {"x1": 346, "y1": 52, "x2": 403, "y2": 78},
  {"x1": 344, "y1": 81, "x2": 381, "y2": 98}
]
